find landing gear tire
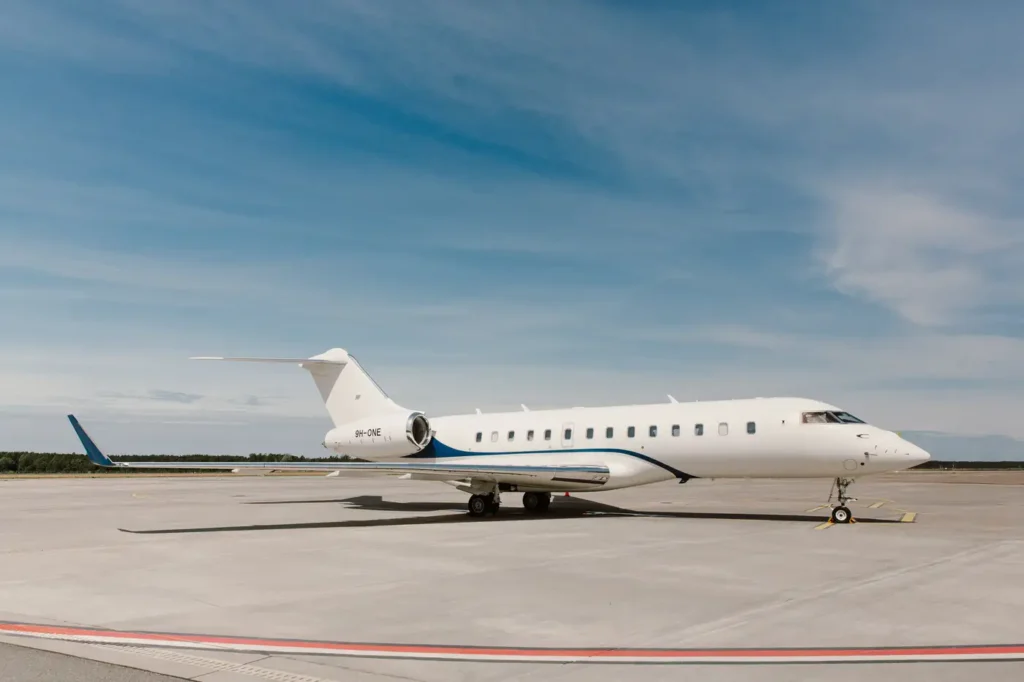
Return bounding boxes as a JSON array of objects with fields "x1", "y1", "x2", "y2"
[
  {"x1": 468, "y1": 493, "x2": 500, "y2": 517},
  {"x1": 468, "y1": 494, "x2": 489, "y2": 517},
  {"x1": 523, "y1": 492, "x2": 552, "y2": 514},
  {"x1": 831, "y1": 505, "x2": 852, "y2": 524}
]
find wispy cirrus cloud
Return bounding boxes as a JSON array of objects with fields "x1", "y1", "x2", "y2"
[
  {"x1": 99, "y1": 389, "x2": 204, "y2": 405},
  {"x1": 814, "y1": 184, "x2": 1024, "y2": 328}
]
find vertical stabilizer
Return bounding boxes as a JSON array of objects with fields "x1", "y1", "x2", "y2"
[{"x1": 303, "y1": 349, "x2": 404, "y2": 426}]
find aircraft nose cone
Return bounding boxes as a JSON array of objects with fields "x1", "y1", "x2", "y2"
[{"x1": 893, "y1": 432, "x2": 930, "y2": 465}]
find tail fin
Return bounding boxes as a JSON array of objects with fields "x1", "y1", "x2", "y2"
[{"x1": 190, "y1": 348, "x2": 405, "y2": 426}]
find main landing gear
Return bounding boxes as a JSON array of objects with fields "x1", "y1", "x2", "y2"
[
  {"x1": 522, "y1": 491, "x2": 551, "y2": 514},
  {"x1": 467, "y1": 492, "x2": 500, "y2": 517},
  {"x1": 466, "y1": 490, "x2": 553, "y2": 517},
  {"x1": 829, "y1": 477, "x2": 855, "y2": 524}
]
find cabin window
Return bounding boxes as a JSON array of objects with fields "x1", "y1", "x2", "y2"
[
  {"x1": 491, "y1": 431, "x2": 499, "y2": 442},
  {"x1": 627, "y1": 426, "x2": 635, "y2": 438},
  {"x1": 695, "y1": 423, "x2": 704, "y2": 436},
  {"x1": 606, "y1": 427, "x2": 614, "y2": 438},
  {"x1": 527, "y1": 430, "x2": 534, "y2": 441},
  {"x1": 564, "y1": 428, "x2": 572, "y2": 440},
  {"x1": 671, "y1": 424, "x2": 680, "y2": 437},
  {"x1": 586, "y1": 427, "x2": 594, "y2": 439},
  {"x1": 544, "y1": 429, "x2": 552, "y2": 441},
  {"x1": 747, "y1": 421, "x2": 756, "y2": 434},
  {"x1": 719, "y1": 422, "x2": 729, "y2": 436},
  {"x1": 475, "y1": 432, "x2": 482, "y2": 443},
  {"x1": 508, "y1": 430, "x2": 515, "y2": 441},
  {"x1": 649, "y1": 425, "x2": 657, "y2": 437}
]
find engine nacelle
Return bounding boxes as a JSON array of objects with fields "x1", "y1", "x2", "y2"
[{"x1": 322, "y1": 411, "x2": 433, "y2": 460}]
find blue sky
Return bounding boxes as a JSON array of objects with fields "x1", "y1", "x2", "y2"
[{"x1": 2, "y1": 1, "x2": 1023, "y2": 459}]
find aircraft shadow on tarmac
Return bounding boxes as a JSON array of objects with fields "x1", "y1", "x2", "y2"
[
  {"x1": 118, "y1": 495, "x2": 898, "y2": 534},
  {"x1": 244, "y1": 496, "x2": 465, "y2": 512}
]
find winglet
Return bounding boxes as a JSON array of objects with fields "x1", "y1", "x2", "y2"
[{"x1": 67, "y1": 415, "x2": 116, "y2": 467}]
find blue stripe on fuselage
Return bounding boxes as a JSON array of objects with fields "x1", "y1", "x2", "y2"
[{"x1": 405, "y1": 439, "x2": 694, "y2": 481}]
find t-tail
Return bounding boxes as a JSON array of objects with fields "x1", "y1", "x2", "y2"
[
  {"x1": 191, "y1": 348, "x2": 433, "y2": 460},
  {"x1": 191, "y1": 348, "x2": 406, "y2": 426}
]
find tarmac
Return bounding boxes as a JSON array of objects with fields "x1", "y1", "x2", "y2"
[{"x1": 0, "y1": 471, "x2": 1021, "y2": 681}]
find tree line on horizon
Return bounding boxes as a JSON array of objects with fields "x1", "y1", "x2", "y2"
[
  {"x1": 0, "y1": 452, "x2": 1021, "y2": 475},
  {"x1": 0, "y1": 452, "x2": 364, "y2": 474}
]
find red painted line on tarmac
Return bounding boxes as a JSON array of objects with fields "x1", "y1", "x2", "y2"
[{"x1": 2, "y1": 621, "x2": 1023, "y2": 664}]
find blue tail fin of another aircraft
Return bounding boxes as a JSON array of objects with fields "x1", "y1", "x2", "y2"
[{"x1": 67, "y1": 415, "x2": 115, "y2": 467}]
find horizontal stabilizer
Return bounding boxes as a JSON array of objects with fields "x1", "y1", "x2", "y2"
[
  {"x1": 189, "y1": 356, "x2": 345, "y2": 365},
  {"x1": 187, "y1": 348, "x2": 400, "y2": 426}
]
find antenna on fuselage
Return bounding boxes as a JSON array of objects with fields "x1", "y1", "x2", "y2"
[
  {"x1": 475, "y1": 408, "x2": 482, "y2": 414},
  {"x1": 521, "y1": 404, "x2": 529, "y2": 411},
  {"x1": 667, "y1": 395, "x2": 678, "y2": 403}
]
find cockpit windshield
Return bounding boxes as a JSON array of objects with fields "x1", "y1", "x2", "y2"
[{"x1": 802, "y1": 411, "x2": 865, "y2": 424}]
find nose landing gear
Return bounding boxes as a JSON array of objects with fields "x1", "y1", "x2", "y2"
[{"x1": 828, "y1": 477, "x2": 856, "y2": 524}]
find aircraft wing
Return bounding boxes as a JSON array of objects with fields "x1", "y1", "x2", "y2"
[{"x1": 67, "y1": 415, "x2": 610, "y2": 487}]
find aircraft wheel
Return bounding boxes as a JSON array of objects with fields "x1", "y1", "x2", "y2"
[
  {"x1": 831, "y1": 505, "x2": 852, "y2": 524},
  {"x1": 523, "y1": 492, "x2": 552, "y2": 514},
  {"x1": 468, "y1": 494, "x2": 489, "y2": 517}
]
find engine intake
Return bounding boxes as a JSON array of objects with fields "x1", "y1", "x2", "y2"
[{"x1": 323, "y1": 411, "x2": 433, "y2": 460}]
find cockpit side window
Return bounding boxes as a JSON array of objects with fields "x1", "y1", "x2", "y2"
[{"x1": 802, "y1": 411, "x2": 865, "y2": 424}]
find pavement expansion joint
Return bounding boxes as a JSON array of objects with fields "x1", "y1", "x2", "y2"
[{"x1": 90, "y1": 644, "x2": 336, "y2": 682}]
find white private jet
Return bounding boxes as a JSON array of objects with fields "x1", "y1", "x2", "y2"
[{"x1": 68, "y1": 347, "x2": 929, "y2": 524}]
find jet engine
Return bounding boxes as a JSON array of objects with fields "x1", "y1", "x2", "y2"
[{"x1": 322, "y1": 411, "x2": 433, "y2": 460}]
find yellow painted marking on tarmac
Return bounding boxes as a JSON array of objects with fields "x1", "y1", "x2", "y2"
[
  {"x1": 900, "y1": 512, "x2": 917, "y2": 523},
  {"x1": 869, "y1": 501, "x2": 885, "y2": 509},
  {"x1": 814, "y1": 520, "x2": 834, "y2": 530},
  {"x1": 806, "y1": 505, "x2": 829, "y2": 512}
]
